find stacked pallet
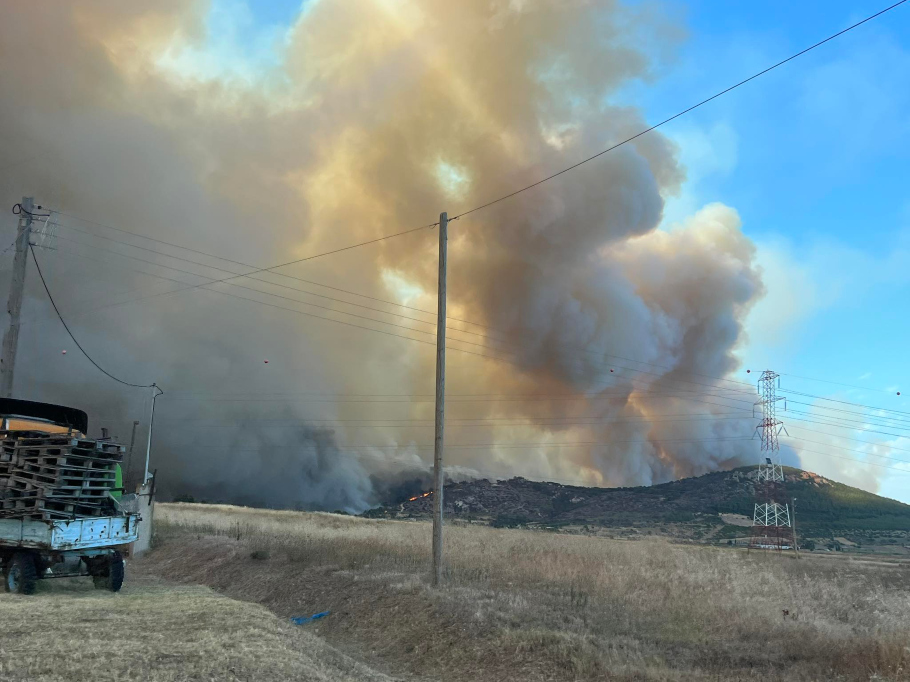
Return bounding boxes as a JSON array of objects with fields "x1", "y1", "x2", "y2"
[{"x1": 0, "y1": 430, "x2": 123, "y2": 520}]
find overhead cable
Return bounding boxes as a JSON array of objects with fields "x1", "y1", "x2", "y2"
[
  {"x1": 34, "y1": 1, "x2": 908, "y2": 359},
  {"x1": 44, "y1": 222, "x2": 755, "y2": 393},
  {"x1": 28, "y1": 245, "x2": 157, "y2": 389},
  {"x1": 39, "y1": 240, "x2": 758, "y2": 398},
  {"x1": 449, "y1": 1, "x2": 908, "y2": 220}
]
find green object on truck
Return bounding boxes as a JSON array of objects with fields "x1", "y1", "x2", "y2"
[{"x1": 112, "y1": 464, "x2": 123, "y2": 500}]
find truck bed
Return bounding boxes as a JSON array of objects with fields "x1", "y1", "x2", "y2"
[{"x1": 0, "y1": 514, "x2": 139, "y2": 552}]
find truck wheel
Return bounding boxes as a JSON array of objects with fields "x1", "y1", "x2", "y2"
[
  {"x1": 6, "y1": 552, "x2": 38, "y2": 595},
  {"x1": 92, "y1": 551, "x2": 124, "y2": 592}
]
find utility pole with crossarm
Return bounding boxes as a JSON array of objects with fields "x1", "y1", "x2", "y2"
[{"x1": 1, "y1": 197, "x2": 36, "y2": 398}]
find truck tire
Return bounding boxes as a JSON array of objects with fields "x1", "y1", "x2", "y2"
[
  {"x1": 92, "y1": 551, "x2": 124, "y2": 592},
  {"x1": 6, "y1": 552, "x2": 38, "y2": 595}
]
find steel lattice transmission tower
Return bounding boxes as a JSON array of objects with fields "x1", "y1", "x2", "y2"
[{"x1": 749, "y1": 370, "x2": 794, "y2": 551}]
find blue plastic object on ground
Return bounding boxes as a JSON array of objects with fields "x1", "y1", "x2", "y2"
[{"x1": 291, "y1": 611, "x2": 330, "y2": 625}]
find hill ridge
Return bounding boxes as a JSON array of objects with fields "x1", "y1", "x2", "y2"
[{"x1": 365, "y1": 466, "x2": 910, "y2": 554}]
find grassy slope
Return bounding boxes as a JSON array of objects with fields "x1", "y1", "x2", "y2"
[
  {"x1": 787, "y1": 475, "x2": 910, "y2": 532},
  {"x1": 0, "y1": 575, "x2": 393, "y2": 682},
  {"x1": 377, "y1": 466, "x2": 910, "y2": 537},
  {"x1": 147, "y1": 503, "x2": 910, "y2": 682}
]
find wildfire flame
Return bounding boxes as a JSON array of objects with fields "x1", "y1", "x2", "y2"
[{"x1": 407, "y1": 491, "x2": 432, "y2": 502}]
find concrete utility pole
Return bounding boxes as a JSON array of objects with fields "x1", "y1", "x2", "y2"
[
  {"x1": 1, "y1": 197, "x2": 34, "y2": 397},
  {"x1": 144, "y1": 384, "x2": 163, "y2": 484},
  {"x1": 791, "y1": 497, "x2": 800, "y2": 558},
  {"x1": 431, "y1": 212, "x2": 448, "y2": 587}
]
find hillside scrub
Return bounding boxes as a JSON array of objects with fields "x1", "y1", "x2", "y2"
[
  {"x1": 373, "y1": 469, "x2": 910, "y2": 545},
  {"x1": 150, "y1": 503, "x2": 910, "y2": 681}
]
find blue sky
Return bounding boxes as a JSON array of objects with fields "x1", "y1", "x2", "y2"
[
  {"x1": 172, "y1": 0, "x2": 910, "y2": 499},
  {"x1": 631, "y1": 0, "x2": 910, "y2": 500}
]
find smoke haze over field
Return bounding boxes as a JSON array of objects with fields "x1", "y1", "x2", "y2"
[{"x1": 0, "y1": 0, "x2": 791, "y2": 511}]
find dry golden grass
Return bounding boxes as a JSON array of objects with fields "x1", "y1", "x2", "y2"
[
  {"x1": 151, "y1": 503, "x2": 910, "y2": 681},
  {"x1": 0, "y1": 573, "x2": 394, "y2": 682}
]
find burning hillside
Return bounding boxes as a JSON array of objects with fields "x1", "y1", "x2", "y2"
[{"x1": 366, "y1": 466, "x2": 910, "y2": 548}]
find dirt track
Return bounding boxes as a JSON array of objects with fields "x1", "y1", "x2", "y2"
[{"x1": 0, "y1": 570, "x2": 395, "y2": 682}]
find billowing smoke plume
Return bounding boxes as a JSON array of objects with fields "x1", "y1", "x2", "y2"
[{"x1": 0, "y1": 0, "x2": 776, "y2": 510}]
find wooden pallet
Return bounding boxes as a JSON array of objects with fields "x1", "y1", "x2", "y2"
[
  {"x1": 7, "y1": 475, "x2": 111, "y2": 495},
  {"x1": 45, "y1": 488, "x2": 111, "y2": 500},
  {"x1": 17, "y1": 452, "x2": 119, "y2": 469},
  {"x1": 0, "y1": 429, "x2": 124, "y2": 521},
  {"x1": 11, "y1": 436, "x2": 77, "y2": 448},
  {"x1": 0, "y1": 495, "x2": 107, "y2": 515},
  {"x1": 0, "y1": 508, "x2": 84, "y2": 521},
  {"x1": 17, "y1": 459, "x2": 116, "y2": 475},
  {"x1": 9, "y1": 464, "x2": 114, "y2": 481},
  {"x1": 1, "y1": 431, "x2": 123, "y2": 453},
  {"x1": 13, "y1": 445, "x2": 122, "y2": 462}
]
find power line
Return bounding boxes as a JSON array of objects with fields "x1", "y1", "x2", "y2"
[
  {"x1": 449, "y1": 0, "x2": 908, "y2": 220},
  {"x1": 785, "y1": 414, "x2": 910, "y2": 441},
  {"x1": 36, "y1": 245, "x2": 533, "y2": 373},
  {"x1": 161, "y1": 390, "x2": 749, "y2": 400},
  {"x1": 786, "y1": 423, "x2": 910, "y2": 455},
  {"x1": 28, "y1": 245, "x2": 156, "y2": 389},
  {"x1": 52, "y1": 221, "x2": 907, "y2": 414},
  {"x1": 44, "y1": 221, "x2": 756, "y2": 394},
  {"x1": 786, "y1": 410, "x2": 910, "y2": 435},
  {"x1": 156, "y1": 386, "x2": 758, "y2": 415},
  {"x1": 784, "y1": 407, "x2": 910, "y2": 433},
  {"x1": 40, "y1": 219, "x2": 438, "y2": 317},
  {"x1": 148, "y1": 434, "x2": 910, "y2": 474},
  {"x1": 780, "y1": 373, "x2": 901, "y2": 396},
  {"x1": 160, "y1": 391, "x2": 756, "y2": 404},
  {"x1": 50, "y1": 215, "x2": 463, "y2": 320},
  {"x1": 40, "y1": 239, "x2": 761, "y2": 401},
  {"x1": 161, "y1": 388, "x2": 750, "y2": 400},
  {"x1": 52, "y1": 240, "x2": 898, "y2": 417},
  {"x1": 784, "y1": 399, "x2": 910, "y2": 426},
  {"x1": 57, "y1": 239, "x2": 910, "y2": 435},
  {"x1": 786, "y1": 436, "x2": 910, "y2": 466},
  {"x1": 154, "y1": 382, "x2": 758, "y2": 412},
  {"x1": 786, "y1": 445, "x2": 910, "y2": 474},
  {"x1": 51, "y1": 226, "x2": 259, "y2": 279},
  {"x1": 159, "y1": 415, "x2": 754, "y2": 429},
  {"x1": 67, "y1": 216, "x2": 910, "y2": 407},
  {"x1": 786, "y1": 408, "x2": 910, "y2": 435},
  {"x1": 53, "y1": 217, "x2": 909, "y2": 411},
  {"x1": 46, "y1": 232, "x2": 512, "y2": 351},
  {"x1": 54, "y1": 210, "x2": 269, "y2": 269},
  {"x1": 157, "y1": 439, "x2": 910, "y2": 474},
  {"x1": 33, "y1": 2, "x2": 907, "y2": 367},
  {"x1": 34, "y1": 245, "x2": 506, "y2": 362},
  {"x1": 177, "y1": 435, "x2": 755, "y2": 450},
  {"x1": 19, "y1": 1, "x2": 901, "y2": 426},
  {"x1": 780, "y1": 389, "x2": 909, "y2": 417},
  {"x1": 159, "y1": 412, "x2": 747, "y2": 421},
  {"x1": 39, "y1": 246, "x2": 205, "y2": 306}
]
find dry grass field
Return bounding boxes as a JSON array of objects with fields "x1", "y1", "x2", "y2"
[
  {"x1": 0, "y1": 574, "x2": 393, "y2": 682},
  {"x1": 148, "y1": 503, "x2": 910, "y2": 681}
]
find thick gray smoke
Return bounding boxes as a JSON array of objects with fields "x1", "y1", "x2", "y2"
[{"x1": 0, "y1": 0, "x2": 778, "y2": 510}]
